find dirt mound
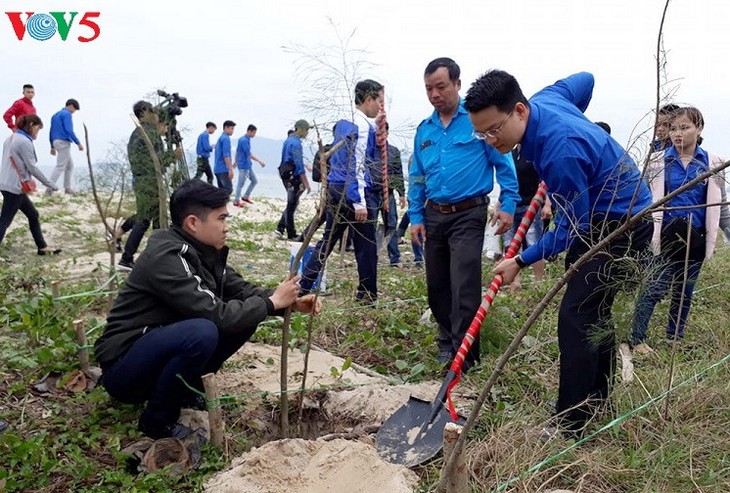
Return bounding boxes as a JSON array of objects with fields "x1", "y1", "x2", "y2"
[{"x1": 204, "y1": 438, "x2": 418, "y2": 493}]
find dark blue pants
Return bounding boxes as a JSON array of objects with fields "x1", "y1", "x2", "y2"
[
  {"x1": 556, "y1": 220, "x2": 652, "y2": 432},
  {"x1": 101, "y1": 318, "x2": 256, "y2": 430},
  {"x1": 397, "y1": 211, "x2": 424, "y2": 264},
  {"x1": 0, "y1": 191, "x2": 46, "y2": 248},
  {"x1": 277, "y1": 181, "x2": 304, "y2": 238},
  {"x1": 215, "y1": 172, "x2": 233, "y2": 195},
  {"x1": 300, "y1": 185, "x2": 378, "y2": 301},
  {"x1": 424, "y1": 203, "x2": 489, "y2": 370}
]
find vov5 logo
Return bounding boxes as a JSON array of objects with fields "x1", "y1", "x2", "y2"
[{"x1": 6, "y1": 11, "x2": 100, "y2": 42}]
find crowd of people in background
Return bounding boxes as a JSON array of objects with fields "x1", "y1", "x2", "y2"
[{"x1": 0, "y1": 66, "x2": 727, "y2": 443}]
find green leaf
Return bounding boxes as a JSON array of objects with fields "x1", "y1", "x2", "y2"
[
  {"x1": 410, "y1": 363, "x2": 426, "y2": 376},
  {"x1": 395, "y1": 360, "x2": 408, "y2": 371},
  {"x1": 341, "y1": 356, "x2": 352, "y2": 372}
]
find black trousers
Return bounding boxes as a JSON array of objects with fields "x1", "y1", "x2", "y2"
[
  {"x1": 556, "y1": 219, "x2": 652, "y2": 432},
  {"x1": 0, "y1": 191, "x2": 47, "y2": 249},
  {"x1": 277, "y1": 180, "x2": 304, "y2": 238},
  {"x1": 424, "y1": 202, "x2": 489, "y2": 370},
  {"x1": 194, "y1": 156, "x2": 213, "y2": 184},
  {"x1": 300, "y1": 185, "x2": 378, "y2": 301}
]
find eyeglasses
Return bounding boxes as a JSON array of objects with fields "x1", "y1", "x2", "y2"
[{"x1": 472, "y1": 110, "x2": 513, "y2": 140}]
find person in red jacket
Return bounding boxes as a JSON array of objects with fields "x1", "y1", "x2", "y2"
[{"x1": 3, "y1": 84, "x2": 36, "y2": 131}]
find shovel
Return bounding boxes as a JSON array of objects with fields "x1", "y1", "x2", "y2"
[{"x1": 376, "y1": 183, "x2": 548, "y2": 467}]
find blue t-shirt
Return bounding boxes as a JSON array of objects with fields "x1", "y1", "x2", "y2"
[
  {"x1": 214, "y1": 133, "x2": 232, "y2": 174},
  {"x1": 519, "y1": 72, "x2": 653, "y2": 265},
  {"x1": 236, "y1": 135, "x2": 252, "y2": 170}
]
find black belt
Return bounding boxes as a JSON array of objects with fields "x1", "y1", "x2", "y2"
[{"x1": 426, "y1": 195, "x2": 489, "y2": 214}]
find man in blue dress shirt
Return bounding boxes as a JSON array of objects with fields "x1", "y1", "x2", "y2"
[
  {"x1": 213, "y1": 120, "x2": 236, "y2": 195},
  {"x1": 194, "y1": 121, "x2": 216, "y2": 184},
  {"x1": 409, "y1": 58, "x2": 520, "y2": 372},
  {"x1": 48, "y1": 99, "x2": 83, "y2": 194},
  {"x1": 465, "y1": 70, "x2": 653, "y2": 435}
]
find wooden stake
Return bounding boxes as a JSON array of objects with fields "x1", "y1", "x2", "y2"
[
  {"x1": 201, "y1": 373, "x2": 223, "y2": 447},
  {"x1": 51, "y1": 281, "x2": 60, "y2": 298},
  {"x1": 73, "y1": 319, "x2": 89, "y2": 372},
  {"x1": 439, "y1": 422, "x2": 468, "y2": 493}
]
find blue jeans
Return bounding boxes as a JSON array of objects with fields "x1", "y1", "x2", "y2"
[
  {"x1": 502, "y1": 204, "x2": 544, "y2": 251},
  {"x1": 235, "y1": 168, "x2": 258, "y2": 202},
  {"x1": 631, "y1": 256, "x2": 704, "y2": 343},
  {"x1": 397, "y1": 211, "x2": 424, "y2": 265},
  {"x1": 101, "y1": 318, "x2": 256, "y2": 429},
  {"x1": 381, "y1": 194, "x2": 401, "y2": 264},
  {"x1": 215, "y1": 172, "x2": 233, "y2": 195}
]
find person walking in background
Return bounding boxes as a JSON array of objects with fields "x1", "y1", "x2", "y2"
[
  {"x1": 119, "y1": 101, "x2": 178, "y2": 271},
  {"x1": 47, "y1": 99, "x2": 83, "y2": 195},
  {"x1": 409, "y1": 58, "x2": 519, "y2": 371},
  {"x1": 276, "y1": 120, "x2": 312, "y2": 239},
  {"x1": 214, "y1": 120, "x2": 236, "y2": 195},
  {"x1": 3, "y1": 84, "x2": 36, "y2": 131},
  {"x1": 194, "y1": 122, "x2": 216, "y2": 184},
  {"x1": 630, "y1": 106, "x2": 722, "y2": 353},
  {"x1": 234, "y1": 124, "x2": 266, "y2": 207},
  {"x1": 0, "y1": 115, "x2": 61, "y2": 255},
  {"x1": 299, "y1": 80, "x2": 384, "y2": 305}
]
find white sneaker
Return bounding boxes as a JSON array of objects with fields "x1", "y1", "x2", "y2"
[{"x1": 618, "y1": 343, "x2": 634, "y2": 382}]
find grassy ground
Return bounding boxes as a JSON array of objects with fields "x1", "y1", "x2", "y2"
[{"x1": 0, "y1": 193, "x2": 729, "y2": 492}]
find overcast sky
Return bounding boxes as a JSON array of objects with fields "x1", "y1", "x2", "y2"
[{"x1": 1, "y1": 0, "x2": 728, "y2": 165}]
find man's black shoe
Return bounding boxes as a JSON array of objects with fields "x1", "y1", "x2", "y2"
[
  {"x1": 138, "y1": 419, "x2": 194, "y2": 440},
  {"x1": 181, "y1": 394, "x2": 207, "y2": 411}
]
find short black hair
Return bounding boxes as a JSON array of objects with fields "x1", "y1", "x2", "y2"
[
  {"x1": 247, "y1": 124, "x2": 257, "y2": 132},
  {"x1": 23, "y1": 84, "x2": 33, "y2": 91},
  {"x1": 223, "y1": 120, "x2": 236, "y2": 128},
  {"x1": 206, "y1": 121, "x2": 217, "y2": 129},
  {"x1": 287, "y1": 129, "x2": 295, "y2": 136},
  {"x1": 170, "y1": 180, "x2": 230, "y2": 227},
  {"x1": 424, "y1": 57, "x2": 460, "y2": 81},
  {"x1": 65, "y1": 98, "x2": 80, "y2": 110},
  {"x1": 595, "y1": 121, "x2": 611, "y2": 134},
  {"x1": 659, "y1": 103, "x2": 680, "y2": 115},
  {"x1": 133, "y1": 100, "x2": 154, "y2": 119},
  {"x1": 354, "y1": 79, "x2": 384, "y2": 105},
  {"x1": 464, "y1": 69, "x2": 529, "y2": 114}
]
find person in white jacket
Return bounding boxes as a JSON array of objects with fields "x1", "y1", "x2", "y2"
[
  {"x1": 630, "y1": 106, "x2": 721, "y2": 352},
  {"x1": 0, "y1": 114, "x2": 61, "y2": 255}
]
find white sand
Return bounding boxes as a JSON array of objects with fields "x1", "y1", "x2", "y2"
[{"x1": 204, "y1": 438, "x2": 418, "y2": 493}]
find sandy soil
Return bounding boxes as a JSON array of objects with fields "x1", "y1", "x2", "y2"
[{"x1": 204, "y1": 438, "x2": 418, "y2": 493}]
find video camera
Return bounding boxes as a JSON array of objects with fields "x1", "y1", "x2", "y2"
[
  {"x1": 154, "y1": 90, "x2": 188, "y2": 131},
  {"x1": 153, "y1": 89, "x2": 189, "y2": 185}
]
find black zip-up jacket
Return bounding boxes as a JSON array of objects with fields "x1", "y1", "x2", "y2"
[{"x1": 94, "y1": 226, "x2": 278, "y2": 367}]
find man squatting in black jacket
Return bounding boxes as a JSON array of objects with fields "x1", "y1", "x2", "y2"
[{"x1": 94, "y1": 180, "x2": 321, "y2": 439}]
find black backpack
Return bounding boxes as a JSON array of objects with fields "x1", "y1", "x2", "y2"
[
  {"x1": 278, "y1": 161, "x2": 296, "y2": 182},
  {"x1": 312, "y1": 144, "x2": 332, "y2": 183}
]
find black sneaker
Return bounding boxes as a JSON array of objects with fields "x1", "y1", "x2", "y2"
[
  {"x1": 180, "y1": 394, "x2": 207, "y2": 411},
  {"x1": 138, "y1": 419, "x2": 194, "y2": 440},
  {"x1": 118, "y1": 259, "x2": 134, "y2": 272}
]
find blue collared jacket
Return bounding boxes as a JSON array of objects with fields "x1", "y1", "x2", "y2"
[
  {"x1": 213, "y1": 133, "x2": 232, "y2": 174},
  {"x1": 327, "y1": 110, "x2": 376, "y2": 210},
  {"x1": 196, "y1": 131, "x2": 213, "y2": 158},
  {"x1": 49, "y1": 108, "x2": 80, "y2": 146},
  {"x1": 408, "y1": 101, "x2": 519, "y2": 225},
  {"x1": 236, "y1": 135, "x2": 252, "y2": 170},
  {"x1": 280, "y1": 134, "x2": 305, "y2": 177},
  {"x1": 519, "y1": 72, "x2": 653, "y2": 265}
]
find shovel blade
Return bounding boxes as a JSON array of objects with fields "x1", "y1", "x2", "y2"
[{"x1": 376, "y1": 396, "x2": 464, "y2": 467}]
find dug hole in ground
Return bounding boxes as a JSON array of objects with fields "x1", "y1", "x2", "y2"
[{"x1": 202, "y1": 343, "x2": 460, "y2": 493}]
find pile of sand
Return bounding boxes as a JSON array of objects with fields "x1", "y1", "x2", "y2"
[{"x1": 204, "y1": 438, "x2": 418, "y2": 493}]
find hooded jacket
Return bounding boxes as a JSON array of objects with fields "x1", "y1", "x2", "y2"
[{"x1": 94, "y1": 225, "x2": 279, "y2": 366}]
